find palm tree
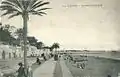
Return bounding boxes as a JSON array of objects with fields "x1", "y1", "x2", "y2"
[
  {"x1": 52, "y1": 43, "x2": 60, "y2": 53},
  {"x1": 49, "y1": 46, "x2": 54, "y2": 52},
  {"x1": 0, "y1": 0, "x2": 51, "y2": 72}
]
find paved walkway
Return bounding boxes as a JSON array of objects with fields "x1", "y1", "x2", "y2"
[
  {"x1": 53, "y1": 61, "x2": 63, "y2": 77},
  {"x1": 33, "y1": 58, "x2": 56, "y2": 77},
  {"x1": 60, "y1": 57, "x2": 73, "y2": 77},
  {"x1": 33, "y1": 57, "x2": 75, "y2": 77}
]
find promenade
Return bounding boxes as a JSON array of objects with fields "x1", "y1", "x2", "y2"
[
  {"x1": 33, "y1": 56, "x2": 73, "y2": 77},
  {"x1": 1, "y1": 54, "x2": 120, "y2": 77},
  {"x1": 60, "y1": 57, "x2": 73, "y2": 77},
  {"x1": 33, "y1": 58, "x2": 56, "y2": 77}
]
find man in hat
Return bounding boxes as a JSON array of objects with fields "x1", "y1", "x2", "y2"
[{"x1": 17, "y1": 62, "x2": 25, "y2": 77}]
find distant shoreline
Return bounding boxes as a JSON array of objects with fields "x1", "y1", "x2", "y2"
[{"x1": 62, "y1": 4, "x2": 103, "y2": 8}]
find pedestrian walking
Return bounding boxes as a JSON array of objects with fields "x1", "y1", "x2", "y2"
[
  {"x1": 36, "y1": 57, "x2": 41, "y2": 65},
  {"x1": 17, "y1": 62, "x2": 25, "y2": 77},
  {"x1": 107, "y1": 75, "x2": 111, "y2": 77},
  {"x1": 2, "y1": 50, "x2": 5, "y2": 59},
  {"x1": 43, "y1": 56, "x2": 47, "y2": 61},
  {"x1": 54, "y1": 54, "x2": 58, "y2": 61},
  {"x1": 41, "y1": 53, "x2": 44, "y2": 57}
]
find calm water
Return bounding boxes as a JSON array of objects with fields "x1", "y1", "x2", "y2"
[{"x1": 65, "y1": 52, "x2": 120, "y2": 77}]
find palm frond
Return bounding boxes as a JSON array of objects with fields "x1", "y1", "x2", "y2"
[
  {"x1": 0, "y1": 5, "x2": 13, "y2": 10},
  {"x1": 0, "y1": 0, "x2": 51, "y2": 18},
  {"x1": 30, "y1": 0, "x2": 38, "y2": 6},
  {"x1": 8, "y1": 12, "x2": 22, "y2": 19},
  {"x1": 32, "y1": 1, "x2": 50, "y2": 10},
  {"x1": 16, "y1": 0, "x2": 24, "y2": 10},
  {"x1": 1, "y1": 11, "x2": 14, "y2": 16},
  {"x1": 27, "y1": 0, "x2": 37, "y2": 9},
  {"x1": 29, "y1": 9, "x2": 47, "y2": 15},
  {"x1": 29, "y1": 10, "x2": 43, "y2": 16},
  {"x1": 5, "y1": 0, "x2": 23, "y2": 10},
  {"x1": 31, "y1": 1, "x2": 43, "y2": 9},
  {"x1": 0, "y1": 4, "x2": 21, "y2": 13},
  {"x1": 1, "y1": 1, "x2": 19, "y2": 10},
  {"x1": 20, "y1": 0, "x2": 30, "y2": 10},
  {"x1": 36, "y1": 8, "x2": 51, "y2": 12},
  {"x1": 38, "y1": 12, "x2": 47, "y2": 15}
]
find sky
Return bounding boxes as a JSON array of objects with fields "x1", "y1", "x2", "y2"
[{"x1": 0, "y1": 0, "x2": 120, "y2": 50}]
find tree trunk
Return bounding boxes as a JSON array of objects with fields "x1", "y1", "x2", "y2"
[
  {"x1": 55, "y1": 48, "x2": 57, "y2": 54},
  {"x1": 22, "y1": 12, "x2": 28, "y2": 76}
]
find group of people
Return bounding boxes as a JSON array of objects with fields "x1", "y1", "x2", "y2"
[
  {"x1": 53, "y1": 53, "x2": 62, "y2": 61},
  {"x1": 17, "y1": 62, "x2": 33, "y2": 77},
  {"x1": 16, "y1": 53, "x2": 51, "y2": 77},
  {"x1": 36, "y1": 53, "x2": 54, "y2": 65},
  {"x1": 1, "y1": 53, "x2": 59, "y2": 77},
  {"x1": 64, "y1": 54, "x2": 86, "y2": 69}
]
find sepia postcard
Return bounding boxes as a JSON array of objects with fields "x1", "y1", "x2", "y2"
[{"x1": 0, "y1": 0, "x2": 120, "y2": 77}]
